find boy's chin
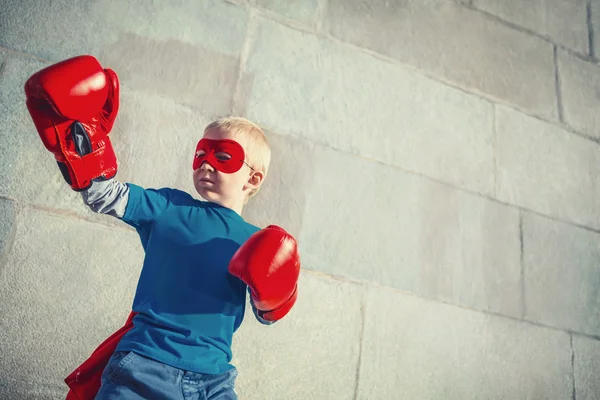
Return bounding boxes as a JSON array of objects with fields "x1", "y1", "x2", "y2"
[{"x1": 195, "y1": 186, "x2": 214, "y2": 200}]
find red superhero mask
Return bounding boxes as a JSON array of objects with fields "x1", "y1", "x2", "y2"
[{"x1": 192, "y1": 138, "x2": 250, "y2": 173}]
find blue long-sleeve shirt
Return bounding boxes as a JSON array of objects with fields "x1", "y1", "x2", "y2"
[{"x1": 81, "y1": 180, "x2": 270, "y2": 374}]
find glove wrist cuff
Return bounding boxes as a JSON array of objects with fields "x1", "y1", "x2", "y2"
[
  {"x1": 59, "y1": 133, "x2": 118, "y2": 191},
  {"x1": 255, "y1": 285, "x2": 298, "y2": 322}
]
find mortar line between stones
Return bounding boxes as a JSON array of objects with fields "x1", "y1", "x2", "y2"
[
  {"x1": 314, "y1": 0, "x2": 328, "y2": 33},
  {"x1": 571, "y1": 334, "x2": 577, "y2": 400},
  {"x1": 21, "y1": 201, "x2": 134, "y2": 232},
  {"x1": 0, "y1": 58, "x2": 7, "y2": 78},
  {"x1": 231, "y1": 5, "x2": 258, "y2": 116},
  {"x1": 491, "y1": 105, "x2": 497, "y2": 198},
  {"x1": 519, "y1": 211, "x2": 526, "y2": 320},
  {"x1": 587, "y1": 0, "x2": 596, "y2": 60},
  {"x1": 554, "y1": 46, "x2": 565, "y2": 123},
  {"x1": 352, "y1": 289, "x2": 367, "y2": 400},
  {"x1": 0, "y1": 200, "x2": 20, "y2": 278},
  {"x1": 0, "y1": 45, "x2": 51, "y2": 63}
]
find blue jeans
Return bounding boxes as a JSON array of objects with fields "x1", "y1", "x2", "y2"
[{"x1": 94, "y1": 351, "x2": 238, "y2": 400}]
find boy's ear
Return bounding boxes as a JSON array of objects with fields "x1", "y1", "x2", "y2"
[{"x1": 247, "y1": 170, "x2": 265, "y2": 190}]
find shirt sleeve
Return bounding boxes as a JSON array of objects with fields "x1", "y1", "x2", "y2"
[
  {"x1": 80, "y1": 179, "x2": 172, "y2": 227},
  {"x1": 80, "y1": 179, "x2": 129, "y2": 218},
  {"x1": 120, "y1": 183, "x2": 172, "y2": 228}
]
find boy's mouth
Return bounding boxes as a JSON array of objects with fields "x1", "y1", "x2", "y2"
[{"x1": 199, "y1": 177, "x2": 214, "y2": 184}]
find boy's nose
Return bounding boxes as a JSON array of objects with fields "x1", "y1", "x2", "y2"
[{"x1": 200, "y1": 161, "x2": 215, "y2": 171}]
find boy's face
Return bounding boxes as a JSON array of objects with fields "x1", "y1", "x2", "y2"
[{"x1": 192, "y1": 128, "x2": 262, "y2": 210}]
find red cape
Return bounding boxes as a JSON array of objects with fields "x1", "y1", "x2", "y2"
[{"x1": 65, "y1": 312, "x2": 137, "y2": 400}]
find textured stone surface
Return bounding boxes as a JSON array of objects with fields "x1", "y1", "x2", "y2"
[
  {"x1": 99, "y1": 34, "x2": 244, "y2": 117},
  {"x1": 232, "y1": 271, "x2": 362, "y2": 400},
  {"x1": 557, "y1": 50, "x2": 600, "y2": 140},
  {"x1": 573, "y1": 335, "x2": 600, "y2": 399},
  {"x1": 523, "y1": 212, "x2": 600, "y2": 337},
  {"x1": 0, "y1": 208, "x2": 144, "y2": 388},
  {"x1": 358, "y1": 286, "x2": 572, "y2": 399},
  {"x1": 473, "y1": 0, "x2": 588, "y2": 54},
  {"x1": 300, "y1": 145, "x2": 522, "y2": 318},
  {"x1": 244, "y1": 17, "x2": 496, "y2": 196},
  {"x1": 0, "y1": 198, "x2": 16, "y2": 266},
  {"x1": 242, "y1": 131, "x2": 317, "y2": 239},
  {"x1": 255, "y1": 0, "x2": 321, "y2": 26},
  {"x1": 0, "y1": 380, "x2": 65, "y2": 400},
  {"x1": 325, "y1": 0, "x2": 557, "y2": 120},
  {"x1": 0, "y1": 0, "x2": 248, "y2": 116},
  {"x1": 495, "y1": 105, "x2": 600, "y2": 229},
  {"x1": 1, "y1": 0, "x2": 598, "y2": 398},
  {"x1": 0, "y1": 0, "x2": 248, "y2": 60}
]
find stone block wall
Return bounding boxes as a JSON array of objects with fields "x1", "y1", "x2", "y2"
[{"x1": 1, "y1": 0, "x2": 599, "y2": 398}]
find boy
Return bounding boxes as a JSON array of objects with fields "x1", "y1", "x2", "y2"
[{"x1": 24, "y1": 55, "x2": 300, "y2": 400}]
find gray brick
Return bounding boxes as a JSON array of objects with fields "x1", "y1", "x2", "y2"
[
  {"x1": 255, "y1": 0, "x2": 321, "y2": 27},
  {"x1": 242, "y1": 132, "x2": 317, "y2": 239},
  {"x1": 231, "y1": 272, "x2": 362, "y2": 400},
  {"x1": 523, "y1": 212, "x2": 600, "y2": 337},
  {"x1": 0, "y1": 198, "x2": 16, "y2": 264},
  {"x1": 0, "y1": 0, "x2": 248, "y2": 115},
  {"x1": 358, "y1": 286, "x2": 572, "y2": 399},
  {"x1": 244, "y1": 17, "x2": 496, "y2": 196},
  {"x1": 593, "y1": 0, "x2": 600, "y2": 58},
  {"x1": 0, "y1": 208, "x2": 144, "y2": 388},
  {"x1": 473, "y1": 0, "x2": 588, "y2": 54},
  {"x1": 558, "y1": 49, "x2": 600, "y2": 140},
  {"x1": 574, "y1": 336, "x2": 600, "y2": 400},
  {"x1": 299, "y1": 145, "x2": 522, "y2": 318},
  {"x1": 325, "y1": 0, "x2": 557, "y2": 120},
  {"x1": 495, "y1": 105, "x2": 600, "y2": 229}
]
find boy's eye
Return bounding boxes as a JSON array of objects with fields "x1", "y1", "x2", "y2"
[
  {"x1": 195, "y1": 150, "x2": 205, "y2": 158},
  {"x1": 215, "y1": 152, "x2": 231, "y2": 161}
]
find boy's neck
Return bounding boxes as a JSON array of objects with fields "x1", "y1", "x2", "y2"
[{"x1": 208, "y1": 198, "x2": 244, "y2": 216}]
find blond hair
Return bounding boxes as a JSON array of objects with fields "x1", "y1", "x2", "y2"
[{"x1": 204, "y1": 117, "x2": 271, "y2": 201}]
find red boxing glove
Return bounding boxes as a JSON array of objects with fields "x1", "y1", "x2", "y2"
[
  {"x1": 229, "y1": 225, "x2": 301, "y2": 322},
  {"x1": 24, "y1": 55, "x2": 120, "y2": 191}
]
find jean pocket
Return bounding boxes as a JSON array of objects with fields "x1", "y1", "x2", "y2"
[{"x1": 106, "y1": 351, "x2": 136, "y2": 384}]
